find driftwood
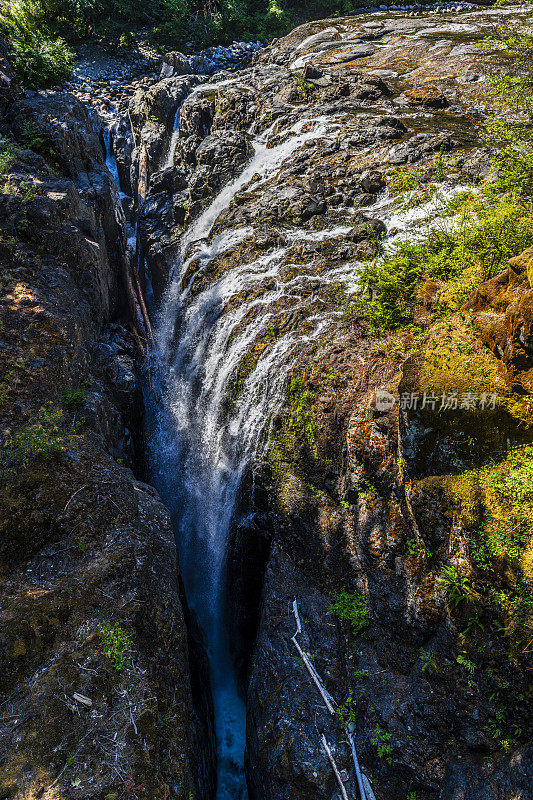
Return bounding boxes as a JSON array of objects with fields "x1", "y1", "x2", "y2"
[
  {"x1": 133, "y1": 144, "x2": 154, "y2": 343},
  {"x1": 291, "y1": 600, "x2": 336, "y2": 715},
  {"x1": 321, "y1": 735, "x2": 350, "y2": 800},
  {"x1": 291, "y1": 599, "x2": 375, "y2": 800},
  {"x1": 348, "y1": 725, "x2": 367, "y2": 800},
  {"x1": 362, "y1": 774, "x2": 376, "y2": 800},
  {"x1": 121, "y1": 247, "x2": 148, "y2": 348}
]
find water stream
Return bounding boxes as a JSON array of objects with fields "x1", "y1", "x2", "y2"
[
  {"x1": 146, "y1": 103, "x2": 344, "y2": 798},
  {"x1": 106, "y1": 73, "x2": 469, "y2": 798}
]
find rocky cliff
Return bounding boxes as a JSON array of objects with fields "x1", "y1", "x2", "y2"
[
  {"x1": 1, "y1": 3, "x2": 533, "y2": 800},
  {"x1": 0, "y1": 54, "x2": 214, "y2": 800},
  {"x1": 128, "y1": 4, "x2": 532, "y2": 800}
]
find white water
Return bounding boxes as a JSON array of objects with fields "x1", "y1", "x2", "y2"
[
  {"x1": 147, "y1": 103, "x2": 344, "y2": 798},
  {"x1": 146, "y1": 78, "x2": 468, "y2": 797}
]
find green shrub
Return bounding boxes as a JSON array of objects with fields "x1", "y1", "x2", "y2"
[
  {"x1": 19, "y1": 120, "x2": 47, "y2": 151},
  {"x1": 438, "y1": 565, "x2": 474, "y2": 609},
  {"x1": 359, "y1": 194, "x2": 533, "y2": 330},
  {"x1": 99, "y1": 621, "x2": 132, "y2": 671},
  {"x1": 0, "y1": 138, "x2": 15, "y2": 178},
  {"x1": 1, "y1": 406, "x2": 74, "y2": 470},
  {"x1": 62, "y1": 383, "x2": 90, "y2": 409},
  {"x1": 294, "y1": 70, "x2": 316, "y2": 100},
  {"x1": 329, "y1": 590, "x2": 370, "y2": 633},
  {"x1": 7, "y1": 30, "x2": 74, "y2": 88},
  {"x1": 336, "y1": 690, "x2": 357, "y2": 729}
]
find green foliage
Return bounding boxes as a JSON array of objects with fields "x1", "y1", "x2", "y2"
[
  {"x1": 419, "y1": 648, "x2": 438, "y2": 674},
  {"x1": 362, "y1": 24, "x2": 533, "y2": 331},
  {"x1": 484, "y1": 27, "x2": 533, "y2": 196},
  {"x1": 10, "y1": 34, "x2": 74, "y2": 88},
  {"x1": 99, "y1": 621, "x2": 132, "y2": 671},
  {"x1": 353, "y1": 668, "x2": 368, "y2": 679},
  {"x1": 424, "y1": 445, "x2": 533, "y2": 646},
  {"x1": 359, "y1": 194, "x2": 533, "y2": 329},
  {"x1": 19, "y1": 120, "x2": 47, "y2": 151},
  {"x1": 336, "y1": 690, "x2": 357, "y2": 729},
  {"x1": 62, "y1": 382, "x2": 90, "y2": 409},
  {"x1": 1, "y1": 2, "x2": 75, "y2": 88},
  {"x1": 406, "y1": 537, "x2": 421, "y2": 558},
  {"x1": 118, "y1": 29, "x2": 135, "y2": 48},
  {"x1": 329, "y1": 590, "x2": 370, "y2": 633},
  {"x1": 358, "y1": 480, "x2": 377, "y2": 501},
  {"x1": 294, "y1": 70, "x2": 316, "y2": 100},
  {"x1": 370, "y1": 724, "x2": 392, "y2": 764},
  {"x1": 1, "y1": 406, "x2": 74, "y2": 470},
  {"x1": 438, "y1": 565, "x2": 474, "y2": 609},
  {"x1": 386, "y1": 152, "x2": 446, "y2": 205},
  {"x1": 1, "y1": 0, "x2": 372, "y2": 61},
  {"x1": 456, "y1": 652, "x2": 476, "y2": 676},
  {"x1": 0, "y1": 138, "x2": 15, "y2": 179}
]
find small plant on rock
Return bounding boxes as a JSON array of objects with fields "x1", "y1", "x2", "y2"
[
  {"x1": 419, "y1": 648, "x2": 438, "y2": 674},
  {"x1": 62, "y1": 383, "x2": 90, "y2": 410},
  {"x1": 294, "y1": 70, "x2": 316, "y2": 100},
  {"x1": 438, "y1": 565, "x2": 475, "y2": 609},
  {"x1": 329, "y1": 590, "x2": 370, "y2": 633},
  {"x1": 0, "y1": 137, "x2": 15, "y2": 179},
  {"x1": 99, "y1": 621, "x2": 133, "y2": 671},
  {"x1": 336, "y1": 690, "x2": 357, "y2": 730},
  {"x1": 371, "y1": 724, "x2": 393, "y2": 765}
]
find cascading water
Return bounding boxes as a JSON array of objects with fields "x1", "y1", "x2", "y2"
[
  {"x1": 144, "y1": 76, "x2": 468, "y2": 794},
  {"x1": 146, "y1": 105, "x2": 346, "y2": 798},
  {"x1": 103, "y1": 72, "x2": 467, "y2": 793}
]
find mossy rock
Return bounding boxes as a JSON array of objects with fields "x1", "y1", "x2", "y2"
[
  {"x1": 404, "y1": 84, "x2": 448, "y2": 108},
  {"x1": 509, "y1": 245, "x2": 533, "y2": 289},
  {"x1": 420, "y1": 316, "x2": 533, "y2": 428},
  {"x1": 414, "y1": 444, "x2": 533, "y2": 643}
]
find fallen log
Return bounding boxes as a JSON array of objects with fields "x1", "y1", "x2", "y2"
[
  {"x1": 321, "y1": 734, "x2": 350, "y2": 800},
  {"x1": 348, "y1": 725, "x2": 367, "y2": 800}
]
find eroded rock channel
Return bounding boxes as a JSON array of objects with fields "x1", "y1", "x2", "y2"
[{"x1": 1, "y1": 4, "x2": 532, "y2": 800}]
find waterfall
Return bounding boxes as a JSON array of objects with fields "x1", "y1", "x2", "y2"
[
  {"x1": 144, "y1": 80, "x2": 467, "y2": 797},
  {"x1": 146, "y1": 99, "x2": 345, "y2": 798}
]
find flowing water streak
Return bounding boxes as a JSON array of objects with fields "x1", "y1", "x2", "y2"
[{"x1": 150, "y1": 112, "x2": 340, "y2": 798}]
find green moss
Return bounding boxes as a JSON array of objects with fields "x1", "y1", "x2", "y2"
[
  {"x1": 419, "y1": 316, "x2": 533, "y2": 427},
  {"x1": 266, "y1": 377, "x2": 316, "y2": 495},
  {"x1": 417, "y1": 445, "x2": 533, "y2": 645},
  {"x1": 285, "y1": 376, "x2": 318, "y2": 452}
]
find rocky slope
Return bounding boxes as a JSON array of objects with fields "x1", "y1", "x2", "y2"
[
  {"x1": 2, "y1": 3, "x2": 533, "y2": 800},
  {"x1": 0, "y1": 50, "x2": 214, "y2": 800},
  {"x1": 125, "y1": 4, "x2": 533, "y2": 800}
]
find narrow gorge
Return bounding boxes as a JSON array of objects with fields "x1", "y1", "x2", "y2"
[{"x1": 1, "y1": 4, "x2": 532, "y2": 800}]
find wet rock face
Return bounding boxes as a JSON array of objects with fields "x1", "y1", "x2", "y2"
[
  {"x1": 246, "y1": 548, "x2": 354, "y2": 800},
  {"x1": 131, "y1": 5, "x2": 533, "y2": 800},
  {"x1": 0, "y1": 91, "x2": 213, "y2": 799}
]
